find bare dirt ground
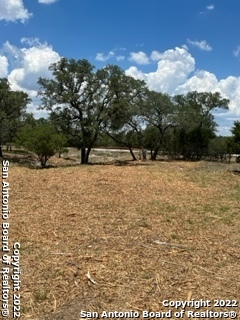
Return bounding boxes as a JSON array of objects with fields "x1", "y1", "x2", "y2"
[{"x1": 3, "y1": 149, "x2": 240, "y2": 319}]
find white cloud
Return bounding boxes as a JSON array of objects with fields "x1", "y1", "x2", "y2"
[
  {"x1": 0, "y1": 56, "x2": 9, "y2": 77},
  {"x1": 0, "y1": 0, "x2": 32, "y2": 23},
  {"x1": 206, "y1": 4, "x2": 215, "y2": 10},
  {"x1": 150, "y1": 50, "x2": 162, "y2": 61},
  {"x1": 129, "y1": 51, "x2": 150, "y2": 65},
  {"x1": 182, "y1": 44, "x2": 189, "y2": 50},
  {"x1": 1, "y1": 40, "x2": 61, "y2": 116},
  {"x1": 3, "y1": 41, "x2": 60, "y2": 91},
  {"x1": 187, "y1": 39, "x2": 212, "y2": 51},
  {"x1": 178, "y1": 73, "x2": 240, "y2": 115},
  {"x1": 176, "y1": 70, "x2": 218, "y2": 93},
  {"x1": 127, "y1": 47, "x2": 195, "y2": 94},
  {"x1": 38, "y1": 0, "x2": 58, "y2": 3},
  {"x1": 125, "y1": 66, "x2": 147, "y2": 82},
  {"x1": 125, "y1": 47, "x2": 240, "y2": 121},
  {"x1": 20, "y1": 37, "x2": 42, "y2": 47},
  {"x1": 95, "y1": 48, "x2": 126, "y2": 62},
  {"x1": 95, "y1": 51, "x2": 115, "y2": 61}
]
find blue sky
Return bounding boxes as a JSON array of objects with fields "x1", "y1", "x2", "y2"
[{"x1": 1, "y1": 0, "x2": 240, "y2": 135}]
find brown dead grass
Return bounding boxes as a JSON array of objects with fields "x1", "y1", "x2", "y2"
[{"x1": 5, "y1": 153, "x2": 240, "y2": 319}]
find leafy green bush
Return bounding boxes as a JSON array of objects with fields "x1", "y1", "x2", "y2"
[{"x1": 15, "y1": 123, "x2": 67, "y2": 167}]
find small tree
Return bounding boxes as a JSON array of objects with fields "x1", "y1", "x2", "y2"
[{"x1": 16, "y1": 123, "x2": 67, "y2": 167}]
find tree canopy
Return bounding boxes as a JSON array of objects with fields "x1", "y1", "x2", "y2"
[
  {"x1": 38, "y1": 58, "x2": 146, "y2": 163},
  {"x1": 36, "y1": 58, "x2": 231, "y2": 163},
  {"x1": 0, "y1": 78, "x2": 30, "y2": 157},
  {"x1": 15, "y1": 119, "x2": 67, "y2": 167}
]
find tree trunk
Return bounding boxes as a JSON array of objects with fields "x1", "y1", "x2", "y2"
[
  {"x1": 39, "y1": 155, "x2": 47, "y2": 168},
  {"x1": 81, "y1": 147, "x2": 86, "y2": 164},
  {"x1": 129, "y1": 147, "x2": 137, "y2": 161},
  {"x1": 150, "y1": 149, "x2": 153, "y2": 160},
  {"x1": 80, "y1": 147, "x2": 92, "y2": 164},
  {"x1": 85, "y1": 146, "x2": 92, "y2": 164},
  {"x1": 152, "y1": 146, "x2": 160, "y2": 160}
]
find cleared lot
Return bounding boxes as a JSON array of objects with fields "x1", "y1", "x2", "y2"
[{"x1": 6, "y1": 154, "x2": 240, "y2": 319}]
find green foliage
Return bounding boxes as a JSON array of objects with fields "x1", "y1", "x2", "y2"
[
  {"x1": 35, "y1": 57, "x2": 232, "y2": 164},
  {"x1": 231, "y1": 121, "x2": 240, "y2": 145},
  {"x1": 141, "y1": 90, "x2": 175, "y2": 159},
  {"x1": 0, "y1": 78, "x2": 31, "y2": 156},
  {"x1": 38, "y1": 59, "x2": 146, "y2": 163},
  {"x1": 208, "y1": 136, "x2": 233, "y2": 162},
  {"x1": 16, "y1": 122, "x2": 67, "y2": 167},
  {"x1": 38, "y1": 58, "x2": 97, "y2": 164},
  {"x1": 172, "y1": 91, "x2": 229, "y2": 160}
]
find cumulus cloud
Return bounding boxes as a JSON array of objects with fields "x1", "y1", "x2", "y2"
[
  {"x1": 2, "y1": 40, "x2": 60, "y2": 92},
  {"x1": 177, "y1": 73, "x2": 240, "y2": 115},
  {"x1": 187, "y1": 39, "x2": 212, "y2": 51},
  {"x1": 38, "y1": 0, "x2": 58, "y2": 4},
  {"x1": 125, "y1": 66, "x2": 147, "y2": 82},
  {"x1": 129, "y1": 51, "x2": 150, "y2": 65},
  {"x1": 176, "y1": 70, "x2": 218, "y2": 93},
  {"x1": 0, "y1": 0, "x2": 32, "y2": 23},
  {"x1": 150, "y1": 50, "x2": 162, "y2": 61},
  {"x1": 95, "y1": 51, "x2": 115, "y2": 61},
  {"x1": 127, "y1": 47, "x2": 195, "y2": 94},
  {"x1": 1, "y1": 40, "x2": 61, "y2": 116},
  {"x1": 125, "y1": 47, "x2": 240, "y2": 122}
]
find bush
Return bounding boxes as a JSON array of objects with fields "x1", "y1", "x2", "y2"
[{"x1": 15, "y1": 124, "x2": 67, "y2": 167}]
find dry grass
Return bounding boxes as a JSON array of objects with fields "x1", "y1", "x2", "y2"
[{"x1": 5, "y1": 150, "x2": 240, "y2": 319}]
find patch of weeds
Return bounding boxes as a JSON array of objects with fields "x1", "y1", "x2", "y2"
[
  {"x1": 187, "y1": 218, "x2": 194, "y2": 225},
  {"x1": 34, "y1": 289, "x2": 48, "y2": 302},
  {"x1": 218, "y1": 206, "x2": 230, "y2": 215},
  {"x1": 137, "y1": 220, "x2": 151, "y2": 228},
  {"x1": 222, "y1": 212, "x2": 238, "y2": 225},
  {"x1": 164, "y1": 203, "x2": 177, "y2": 213},
  {"x1": 230, "y1": 184, "x2": 240, "y2": 201},
  {"x1": 18, "y1": 244, "x2": 32, "y2": 254},
  {"x1": 171, "y1": 232, "x2": 179, "y2": 240},
  {"x1": 21, "y1": 305, "x2": 31, "y2": 314},
  {"x1": 202, "y1": 204, "x2": 213, "y2": 212}
]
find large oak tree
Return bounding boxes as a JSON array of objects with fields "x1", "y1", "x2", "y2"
[{"x1": 38, "y1": 58, "x2": 146, "y2": 163}]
